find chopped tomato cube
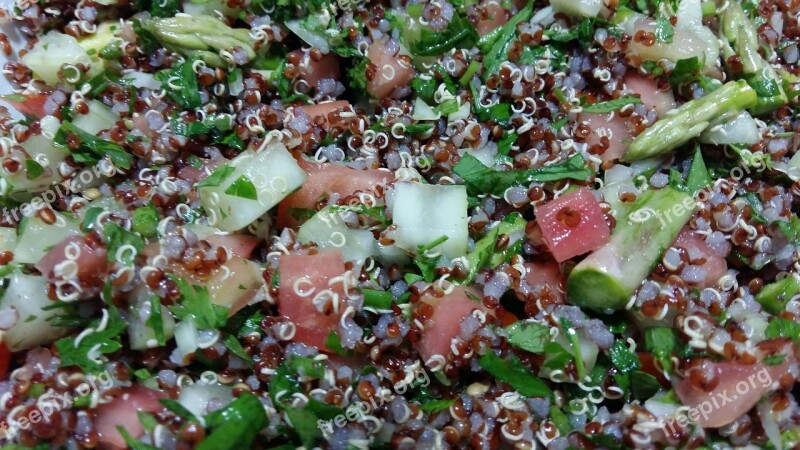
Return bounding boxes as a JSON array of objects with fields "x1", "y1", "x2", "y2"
[{"x1": 536, "y1": 187, "x2": 610, "y2": 262}]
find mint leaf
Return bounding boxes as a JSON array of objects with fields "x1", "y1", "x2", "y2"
[
  {"x1": 581, "y1": 95, "x2": 643, "y2": 114},
  {"x1": 223, "y1": 175, "x2": 258, "y2": 200}
]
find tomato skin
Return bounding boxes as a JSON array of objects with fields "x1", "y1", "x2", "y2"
[
  {"x1": 289, "y1": 50, "x2": 340, "y2": 88},
  {"x1": 1, "y1": 94, "x2": 50, "y2": 117},
  {"x1": 294, "y1": 100, "x2": 352, "y2": 130},
  {"x1": 417, "y1": 286, "x2": 490, "y2": 365},
  {"x1": 0, "y1": 343, "x2": 10, "y2": 378},
  {"x1": 366, "y1": 39, "x2": 415, "y2": 99},
  {"x1": 276, "y1": 158, "x2": 392, "y2": 228},
  {"x1": 94, "y1": 385, "x2": 165, "y2": 449},
  {"x1": 36, "y1": 236, "x2": 108, "y2": 284},
  {"x1": 518, "y1": 261, "x2": 564, "y2": 302},
  {"x1": 278, "y1": 251, "x2": 347, "y2": 350},
  {"x1": 535, "y1": 188, "x2": 610, "y2": 262},
  {"x1": 476, "y1": 0, "x2": 509, "y2": 37},
  {"x1": 671, "y1": 228, "x2": 727, "y2": 288}
]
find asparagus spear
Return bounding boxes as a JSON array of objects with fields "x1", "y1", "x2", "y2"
[
  {"x1": 622, "y1": 80, "x2": 757, "y2": 161},
  {"x1": 140, "y1": 15, "x2": 255, "y2": 67},
  {"x1": 755, "y1": 274, "x2": 800, "y2": 314},
  {"x1": 720, "y1": 2, "x2": 788, "y2": 114},
  {"x1": 566, "y1": 187, "x2": 695, "y2": 311}
]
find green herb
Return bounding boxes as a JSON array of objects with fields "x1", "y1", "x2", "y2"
[
  {"x1": 99, "y1": 41, "x2": 123, "y2": 60},
  {"x1": 542, "y1": 341, "x2": 573, "y2": 370},
  {"x1": 54, "y1": 307, "x2": 125, "y2": 372},
  {"x1": 413, "y1": 235, "x2": 448, "y2": 282},
  {"x1": 54, "y1": 121, "x2": 133, "y2": 170},
  {"x1": 453, "y1": 153, "x2": 593, "y2": 197},
  {"x1": 462, "y1": 213, "x2": 526, "y2": 283},
  {"x1": 668, "y1": 57, "x2": 703, "y2": 87},
  {"x1": 763, "y1": 354, "x2": 787, "y2": 366},
  {"x1": 411, "y1": 75, "x2": 437, "y2": 102},
  {"x1": 324, "y1": 330, "x2": 351, "y2": 356},
  {"x1": 160, "y1": 398, "x2": 199, "y2": 422},
  {"x1": 154, "y1": 59, "x2": 202, "y2": 109},
  {"x1": 103, "y1": 222, "x2": 144, "y2": 265},
  {"x1": 478, "y1": 352, "x2": 552, "y2": 398},
  {"x1": 742, "y1": 192, "x2": 768, "y2": 223},
  {"x1": 765, "y1": 317, "x2": 800, "y2": 343},
  {"x1": 197, "y1": 394, "x2": 268, "y2": 450},
  {"x1": 118, "y1": 426, "x2": 160, "y2": 450},
  {"x1": 549, "y1": 406, "x2": 572, "y2": 436},
  {"x1": 146, "y1": 296, "x2": 166, "y2": 346},
  {"x1": 146, "y1": 0, "x2": 181, "y2": 17},
  {"x1": 222, "y1": 334, "x2": 252, "y2": 365},
  {"x1": 654, "y1": 16, "x2": 675, "y2": 43},
  {"x1": 411, "y1": 12, "x2": 476, "y2": 56},
  {"x1": 560, "y1": 319, "x2": 586, "y2": 380},
  {"x1": 497, "y1": 132, "x2": 517, "y2": 157},
  {"x1": 223, "y1": 175, "x2": 258, "y2": 200},
  {"x1": 608, "y1": 339, "x2": 641, "y2": 373},
  {"x1": 346, "y1": 57, "x2": 370, "y2": 96},
  {"x1": 168, "y1": 275, "x2": 228, "y2": 329},
  {"x1": 581, "y1": 95, "x2": 643, "y2": 114},
  {"x1": 482, "y1": 3, "x2": 533, "y2": 78},
  {"x1": 285, "y1": 408, "x2": 322, "y2": 448},
  {"x1": 24, "y1": 159, "x2": 44, "y2": 180},
  {"x1": 138, "y1": 411, "x2": 158, "y2": 434},
  {"x1": 644, "y1": 326, "x2": 679, "y2": 373},
  {"x1": 132, "y1": 204, "x2": 159, "y2": 238},
  {"x1": 196, "y1": 165, "x2": 235, "y2": 189},
  {"x1": 775, "y1": 215, "x2": 800, "y2": 245},
  {"x1": 419, "y1": 398, "x2": 456, "y2": 414},
  {"x1": 686, "y1": 146, "x2": 713, "y2": 194},
  {"x1": 505, "y1": 321, "x2": 550, "y2": 354},
  {"x1": 630, "y1": 370, "x2": 661, "y2": 400},
  {"x1": 361, "y1": 289, "x2": 394, "y2": 309}
]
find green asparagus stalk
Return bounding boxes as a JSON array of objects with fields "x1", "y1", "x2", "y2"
[
  {"x1": 755, "y1": 274, "x2": 800, "y2": 314},
  {"x1": 566, "y1": 187, "x2": 695, "y2": 311},
  {"x1": 720, "y1": 2, "x2": 788, "y2": 114},
  {"x1": 140, "y1": 15, "x2": 255, "y2": 67},
  {"x1": 622, "y1": 80, "x2": 757, "y2": 161}
]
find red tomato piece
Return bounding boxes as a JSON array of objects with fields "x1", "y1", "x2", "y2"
[
  {"x1": 294, "y1": 100, "x2": 352, "y2": 130},
  {"x1": 418, "y1": 286, "x2": 489, "y2": 365},
  {"x1": 203, "y1": 233, "x2": 258, "y2": 259},
  {"x1": 276, "y1": 158, "x2": 393, "y2": 228},
  {"x1": 671, "y1": 228, "x2": 727, "y2": 288},
  {"x1": 580, "y1": 112, "x2": 636, "y2": 162},
  {"x1": 519, "y1": 261, "x2": 564, "y2": 302},
  {"x1": 476, "y1": 1, "x2": 509, "y2": 37},
  {"x1": 289, "y1": 49, "x2": 341, "y2": 88},
  {"x1": 366, "y1": 39, "x2": 415, "y2": 100},
  {"x1": 36, "y1": 235, "x2": 107, "y2": 284},
  {"x1": 278, "y1": 251, "x2": 347, "y2": 350},
  {"x1": 624, "y1": 72, "x2": 676, "y2": 118},
  {"x1": 95, "y1": 385, "x2": 165, "y2": 449},
  {"x1": 675, "y1": 350, "x2": 793, "y2": 428},
  {"x1": 536, "y1": 188, "x2": 610, "y2": 262},
  {"x1": 1, "y1": 93, "x2": 50, "y2": 117}
]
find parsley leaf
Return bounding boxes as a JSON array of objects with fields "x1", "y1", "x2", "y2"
[
  {"x1": 413, "y1": 235, "x2": 448, "y2": 283},
  {"x1": 146, "y1": 296, "x2": 167, "y2": 346},
  {"x1": 478, "y1": 352, "x2": 552, "y2": 398},
  {"x1": 168, "y1": 275, "x2": 228, "y2": 329},
  {"x1": 482, "y1": 3, "x2": 533, "y2": 78},
  {"x1": 223, "y1": 175, "x2": 258, "y2": 200},
  {"x1": 654, "y1": 16, "x2": 675, "y2": 43},
  {"x1": 505, "y1": 321, "x2": 550, "y2": 354},
  {"x1": 197, "y1": 393, "x2": 268, "y2": 450},
  {"x1": 54, "y1": 121, "x2": 133, "y2": 170},
  {"x1": 411, "y1": 12, "x2": 476, "y2": 56},
  {"x1": 608, "y1": 339, "x2": 641, "y2": 373},
  {"x1": 686, "y1": 146, "x2": 713, "y2": 194},
  {"x1": 453, "y1": 153, "x2": 593, "y2": 197},
  {"x1": 25, "y1": 159, "x2": 44, "y2": 180},
  {"x1": 103, "y1": 222, "x2": 144, "y2": 265},
  {"x1": 154, "y1": 59, "x2": 202, "y2": 109},
  {"x1": 54, "y1": 307, "x2": 126, "y2": 372},
  {"x1": 765, "y1": 317, "x2": 800, "y2": 343},
  {"x1": 196, "y1": 165, "x2": 235, "y2": 189},
  {"x1": 131, "y1": 204, "x2": 159, "y2": 238}
]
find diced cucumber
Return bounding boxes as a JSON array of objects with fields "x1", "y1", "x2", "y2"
[
  {"x1": 0, "y1": 272, "x2": 69, "y2": 351},
  {"x1": 755, "y1": 275, "x2": 800, "y2": 314},
  {"x1": 14, "y1": 213, "x2": 80, "y2": 264},
  {"x1": 3, "y1": 134, "x2": 69, "y2": 193},
  {"x1": 77, "y1": 22, "x2": 117, "y2": 57},
  {"x1": 127, "y1": 286, "x2": 176, "y2": 351},
  {"x1": 178, "y1": 383, "x2": 234, "y2": 422},
  {"x1": 198, "y1": 142, "x2": 307, "y2": 231},
  {"x1": 550, "y1": 0, "x2": 603, "y2": 18},
  {"x1": 206, "y1": 257, "x2": 264, "y2": 315},
  {"x1": 21, "y1": 32, "x2": 95, "y2": 86},
  {"x1": 71, "y1": 100, "x2": 119, "y2": 135},
  {"x1": 390, "y1": 182, "x2": 468, "y2": 258},
  {"x1": 297, "y1": 207, "x2": 378, "y2": 263},
  {"x1": 0, "y1": 228, "x2": 16, "y2": 254}
]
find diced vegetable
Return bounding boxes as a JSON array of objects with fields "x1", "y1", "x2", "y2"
[
  {"x1": 95, "y1": 385, "x2": 165, "y2": 448},
  {"x1": 177, "y1": 382, "x2": 234, "y2": 420},
  {"x1": 418, "y1": 286, "x2": 487, "y2": 365},
  {"x1": 579, "y1": 112, "x2": 635, "y2": 162},
  {"x1": 567, "y1": 187, "x2": 694, "y2": 310},
  {"x1": 624, "y1": 73, "x2": 676, "y2": 118},
  {"x1": 2, "y1": 134, "x2": 69, "y2": 193},
  {"x1": 71, "y1": 100, "x2": 119, "y2": 135},
  {"x1": 294, "y1": 100, "x2": 351, "y2": 130},
  {"x1": 0, "y1": 228, "x2": 16, "y2": 255},
  {"x1": 0, "y1": 273, "x2": 69, "y2": 351},
  {"x1": 476, "y1": 0, "x2": 509, "y2": 37},
  {"x1": 518, "y1": 262, "x2": 564, "y2": 303},
  {"x1": 671, "y1": 228, "x2": 727, "y2": 288},
  {"x1": 276, "y1": 158, "x2": 392, "y2": 228},
  {"x1": 21, "y1": 32, "x2": 95, "y2": 86},
  {"x1": 366, "y1": 38, "x2": 415, "y2": 99},
  {"x1": 550, "y1": 0, "x2": 603, "y2": 18},
  {"x1": 720, "y1": 1, "x2": 788, "y2": 114},
  {"x1": 127, "y1": 286, "x2": 176, "y2": 350},
  {"x1": 36, "y1": 235, "x2": 108, "y2": 282},
  {"x1": 756, "y1": 274, "x2": 800, "y2": 314},
  {"x1": 14, "y1": 214, "x2": 81, "y2": 265},
  {"x1": 699, "y1": 111, "x2": 760, "y2": 145},
  {"x1": 623, "y1": 81, "x2": 758, "y2": 161},
  {"x1": 535, "y1": 187, "x2": 610, "y2": 263},
  {"x1": 390, "y1": 182, "x2": 468, "y2": 259},
  {"x1": 278, "y1": 251, "x2": 347, "y2": 350},
  {"x1": 297, "y1": 207, "x2": 378, "y2": 263},
  {"x1": 198, "y1": 142, "x2": 307, "y2": 231}
]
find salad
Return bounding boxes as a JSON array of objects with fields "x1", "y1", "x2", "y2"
[{"x1": 0, "y1": 0, "x2": 797, "y2": 448}]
